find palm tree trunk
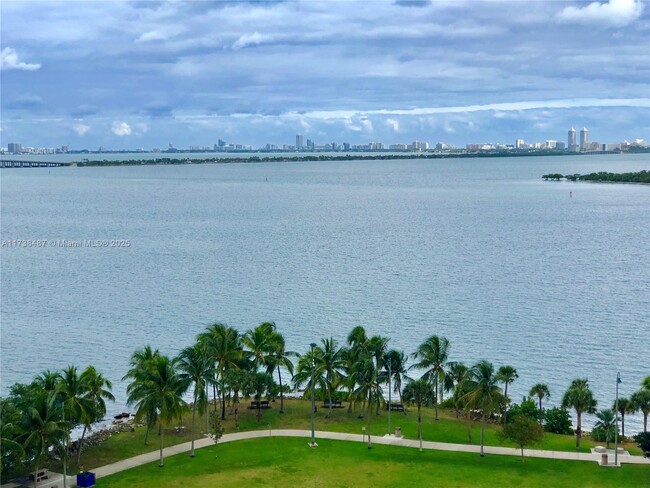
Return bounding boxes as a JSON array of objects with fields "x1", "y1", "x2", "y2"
[
  {"x1": 538, "y1": 396, "x2": 543, "y2": 425},
  {"x1": 480, "y1": 412, "x2": 486, "y2": 456},
  {"x1": 644, "y1": 412, "x2": 647, "y2": 433},
  {"x1": 621, "y1": 413, "x2": 625, "y2": 439},
  {"x1": 221, "y1": 389, "x2": 226, "y2": 420},
  {"x1": 434, "y1": 381, "x2": 439, "y2": 420},
  {"x1": 367, "y1": 391, "x2": 372, "y2": 449},
  {"x1": 328, "y1": 384, "x2": 333, "y2": 419},
  {"x1": 418, "y1": 404, "x2": 423, "y2": 451},
  {"x1": 144, "y1": 423, "x2": 150, "y2": 445},
  {"x1": 212, "y1": 381, "x2": 218, "y2": 414},
  {"x1": 503, "y1": 383, "x2": 509, "y2": 425},
  {"x1": 576, "y1": 412, "x2": 582, "y2": 449},
  {"x1": 277, "y1": 368, "x2": 284, "y2": 414},
  {"x1": 190, "y1": 389, "x2": 197, "y2": 457},
  {"x1": 159, "y1": 420, "x2": 164, "y2": 467},
  {"x1": 76, "y1": 424, "x2": 88, "y2": 466}
]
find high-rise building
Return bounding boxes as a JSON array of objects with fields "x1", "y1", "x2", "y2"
[
  {"x1": 296, "y1": 134, "x2": 304, "y2": 149},
  {"x1": 515, "y1": 138, "x2": 525, "y2": 149},
  {"x1": 7, "y1": 143, "x2": 22, "y2": 154},
  {"x1": 568, "y1": 127, "x2": 576, "y2": 147},
  {"x1": 580, "y1": 128, "x2": 589, "y2": 151}
]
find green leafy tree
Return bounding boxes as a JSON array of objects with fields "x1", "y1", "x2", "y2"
[
  {"x1": 543, "y1": 407, "x2": 573, "y2": 435},
  {"x1": 126, "y1": 355, "x2": 189, "y2": 467},
  {"x1": 642, "y1": 376, "x2": 650, "y2": 391},
  {"x1": 529, "y1": 383, "x2": 550, "y2": 425},
  {"x1": 176, "y1": 343, "x2": 212, "y2": 457},
  {"x1": 402, "y1": 379, "x2": 433, "y2": 451},
  {"x1": 498, "y1": 415, "x2": 544, "y2": 461},
  {"x1": 0, "y1": 398, "x2": 25, "y2": 478},
  {"x1": 561, "y1": 378, "x2": 597, "y2": 449},
  {"x1": 506, "y1": 397, "x2": 539, "y2": 423},
  {"x1": 411, "y1": 335, "x2": 450, "y2": 420},
  {"x1": 496, "y1": 366, "x2": 518, "y2": 424},
  {"x1": 593, "y1": 409, "x2": 618, "y2": 448},
  {"x1": 245, "y1": 372, "x2": 275, "y2": 422},
  {"x1": 461, "y1": 360, "x2": 504, "y2": 456},
  {"x1": 631, "y1": 389, "x2": 650, "y2": 433},
  {"x1": 633, "y1": 432, "x2": 650, "y2": 457}
]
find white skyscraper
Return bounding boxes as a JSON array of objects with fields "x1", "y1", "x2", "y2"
[
  {"x1": 568, "y1": 127, "x2": 576, "y2": 146},
  {"x1": 580, "y1": 128, "x2": 589, "y2": 151}
]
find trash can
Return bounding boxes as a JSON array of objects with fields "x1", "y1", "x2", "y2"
[
  {"x1": 77, "y1": 471, "x2": 96, "y2": 487},
  {"x1": 395, "y1": 427, "x2": 402, "y2": 438},
  {"x1": 601, "y1": 453, "x2": 608, "y2": 466}
]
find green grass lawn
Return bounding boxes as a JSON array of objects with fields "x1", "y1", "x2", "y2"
[
  {"x1": 66, "y1": 399, "x2": 643, "y2": 473},
  {"x1": 97, "y1": 437, "x2": 650, "y2": 488}
]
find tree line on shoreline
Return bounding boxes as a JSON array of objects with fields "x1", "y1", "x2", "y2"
[
  {"x1": 2, "y1": 322, "x2": 650, "y2": 480},
  {"x1": 542, "y1": 170, "x2": 650, "y2": 183}
]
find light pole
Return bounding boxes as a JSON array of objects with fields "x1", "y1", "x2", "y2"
[
  {"x1": 310, "y1": 342, "x2": 317, "y2": 448},
  {"x1": 614, "y1": 372, "x2": 621, "y2": 467},
  {"x1": 387, "y1": 362, "x2": 392, "y2": 436},
  {"x1": 58, "y1": 399, "x2": 67, "y2": 488}
]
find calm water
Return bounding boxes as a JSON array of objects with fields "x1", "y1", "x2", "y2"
[{"x1": 1, "y1": 154, "x2": 649, "y2": 433}]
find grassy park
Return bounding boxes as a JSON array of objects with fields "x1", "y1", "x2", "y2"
[{"x1": 97, "y1": 437, "x2": 650, "y2": 488}]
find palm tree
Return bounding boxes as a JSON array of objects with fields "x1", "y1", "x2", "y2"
[
  {"x1": 123, "y1": 345, "x2": 160, "y2": 445},
  {"x1": 176, "y1": 343, "x2": 212, "y2": 457},
  {"x1": 222, "y1": 369, "x2": 250, "y2": 429},
  {"x1": 529, "y1": 383, "x2": 551, "y2": 425},
  {"x1": 642, "y1": 376, "x2": 650, "y2": 391},
  {"x1": 461, "y1": 360, "x2": 503, "y2": 456},
  {"x1": 58, "y1": 366, "x2": 93, "y2": 473},
  {"x1": 594, "y1": 409, "x2": 618, "y2": 448},
  {"x1": 561, "y1": 378, "x2": 597, "y2": 449},
  {"x1": 631, "y1": 389, "x2": 650, "y2": 433},
  {"x1": 245, "y1": 372, "x2": 275, "y2": 422},
  {"x1": 368, "y1": 335, "x2": 389, "y2": 414},
  {"x1": 198, "y1": 323, "x2": 244, "y2": 420},
  {"x1": 411, "y1": 335, "x2": 450, "y2": 420},
  {"x1": 444, "y1": 362, "x2": 469, "y2": 418},
  {"x1": 612, "y1": 397, "x2": 633, "y2": 440},
  {"x1": 402, "y1": 379, "x2": 433, "y2": 451},
  {"x1": 266, "y1": 329, "x2": 295, "y2": 414},
  {"x1": 126, "y1": 355, "x2": 189, "y2": 467},
  {"x1": 384, "y1": 349, "x2": 410, "y2": 406},
  {"x1": 20, "y1": 391, "x2": 68, "y2": 488},
  {"x1": 496, "y1": 365, "x2": 518, "y2": 424},
  {"x1": 243, "y1": 322, "x2": 276, "y2": 372},
  {"x1": 0, "y1": 399, "x2": 25, "y2": 477},
  {"x1": 76, "y1": 366, "x2": 115, "y2": 465},
  {"x1": 316, "y1": 338, "x2": 344, "y2": 417}
]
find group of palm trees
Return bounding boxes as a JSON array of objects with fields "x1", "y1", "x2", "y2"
[
  {"x1": 3, "y1": 322, "x2": 650, "y2": 480},
  {"x1": 1, "y1": 366, "x2": 114, "y2": 486}
]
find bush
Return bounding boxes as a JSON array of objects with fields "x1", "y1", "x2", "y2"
[
  {"x1": 633, "y1": 432, "x2": 650, "y2": 457},
  {"x1": 506, "y1": 398, "x2": 539, "y2": 423},
  {"x1": 543, "y1": 407, "x2": 573, "y2": 435}
]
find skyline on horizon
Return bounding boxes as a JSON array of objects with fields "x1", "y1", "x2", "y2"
[{"x1": 1, "y1": 0, "x2": 649, "y2": 149}]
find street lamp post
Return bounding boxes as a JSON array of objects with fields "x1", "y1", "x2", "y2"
[
  {"x1": 614, "y1": 372, "x2": 621, "y2": 467},
  {"x1": 58, "y1": 400, "x2": 67, "y2": 488},
  {"x1": 387, "y1": 362, "x2": 392, "y2": 436},
  {"x1": 310, "y1": 342, "x2": 317, "y2": 448}
]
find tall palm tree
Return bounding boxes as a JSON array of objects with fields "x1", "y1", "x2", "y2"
[
  {"x1": 612, "y1": 397, "x2": 633, "y2": 440},
  {"x1": 243, "y1": 322, "x2": 276, "y2": 372},
  {"x1": 529, "y1": 383, "x2": 551, "y2": 425},
  {"x1": 496, "y1": 365, "x2": 518, "y2": 424},
  {"x1": 384, "y1": 349, "x2": 410, "y2": 406},
  {"x1": 266, "y1": 328, "x2": 295, "y2": 414},
  {"x1": 198, "y1": 323, "x2": 244, "y2": 420},
  {"x1": 445, "y1": 362, "x2": 470, "y2": 419},
  {"x1": 561, "y1": 378, "x2": 597, "y2": 449},
  {"x1": 402, "y1": 379, "x2": 432, "y2": 451},
  {"x1": 642, "y1": 376, "x2": 650, "y2": 391},
  {"x1": 317, "y1": 338, "x2": 344, "y2": 417},
  {"x1": 123, "y1": 345, "x2": 160, "y2": 445},
  {"x1": 126, "y1": 355, "x2": 189, "y2": 467},
  {"x1": 631, "y1": 389, "x2": 650, "y2": 433},
  {"x1": 368, "y1": 336, "x2": 389, "y2": 414},
  {"x1": 411, "y1": 335, "x2": 450, "y2": 420},
  {"x1": 20, "y1": 391, "x2": 68, "y2": 488},
  {"x1": 176, "y1": 343, "x2": 212, "y2": 457},
  {"x1": 461, "y1": 360, "x2": 503, "y2": 456},
  {"x1": 594, "y1": 409, "x2": 618, "y2": 448},
  {"x1": 76, "y1": 366, "x2": 115, "y2": 465},
  {"x1": 58, "y1": 365, "x2": 93, "y2": 473}
]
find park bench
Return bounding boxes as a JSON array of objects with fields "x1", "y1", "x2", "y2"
[
  {"x1": 385, "y1": 403, "x2": 404, "y2": 412},
  {"x1": 28, "y1": 469, "x2": 49, "y2": 483},
  {"x1": 321, "y1": 400, "x2": 343, "y2": 408},
  {"x1": 249, "y1": 400, "x2": 271, "y2": 409}
]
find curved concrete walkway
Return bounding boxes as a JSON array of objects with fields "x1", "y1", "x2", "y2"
[
  {"x1": 89, "y1": 429, "x2": 649, "y2": 480},
  {"x1": 4, "y1": 430, "x2": 647, "y2": 487}
]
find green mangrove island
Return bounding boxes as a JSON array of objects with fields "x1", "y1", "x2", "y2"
[{"x1": 542, "y1": 170, "x2": 650, "y2": 183}]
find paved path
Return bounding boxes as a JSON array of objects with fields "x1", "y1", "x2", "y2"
[{"x1": 4, "y1": 430, "x2": 648, "y2": 487}]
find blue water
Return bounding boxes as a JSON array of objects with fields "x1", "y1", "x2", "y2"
[{"x1": 1, "y1": 154, "x2": 648, "y2": 432}]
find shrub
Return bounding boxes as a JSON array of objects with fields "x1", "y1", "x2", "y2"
[
  {"x1": 543, "y1": 407, "x2": 573, "y2": 435},
  {"x1": 506, "y1": 397, "x2": 539, "y2": 423},
  {"x1": 633, "y1": 432, "x2": 650, "y2": 457}
]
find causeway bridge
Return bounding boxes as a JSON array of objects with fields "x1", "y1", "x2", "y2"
[{"x1": 0, "y1": 160, "x2": 68, "y2": 168}]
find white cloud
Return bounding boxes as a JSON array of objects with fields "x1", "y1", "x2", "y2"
[
  {"x1": 385, "y1": 118, "x2": 400, "y2": 131},
  {"x1": 135, "y1": 30, "x2": 168, "y2": 43},
  {"x1": 556, "y1": 0, "x2": 644, "y2": 27},
  {"x1": 0, "y1": 47, "x2": 41, "y2": 71},
  {"x1": 73, "y1": 123, "x2": 91, "y2": 135},
  {"x1": 232, "y1": 32, "x2": 273, "y2": 50},
  {"x1": 111, "y1": 121, "x2": 132, "y2": 136},
  {"x1": 135, "y1": 122, "x2": 149, "y2": 134}
]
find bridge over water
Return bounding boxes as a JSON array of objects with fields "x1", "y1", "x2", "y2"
[{"x1": 0, "y1": 160, "x2": 68, "y2": 168}]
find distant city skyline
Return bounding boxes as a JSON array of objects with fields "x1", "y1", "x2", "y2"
[{"x1": 1, "y1": 1, "x2": 649, "y2": 148}]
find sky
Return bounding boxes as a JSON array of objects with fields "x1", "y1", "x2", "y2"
[{"x1": 1, "y1": 0, "x2": 649, "y2": 150}]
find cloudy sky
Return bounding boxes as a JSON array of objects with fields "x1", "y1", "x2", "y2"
[{"x1": 1, "y1": 0, "x2": 649, "y2": 150}]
